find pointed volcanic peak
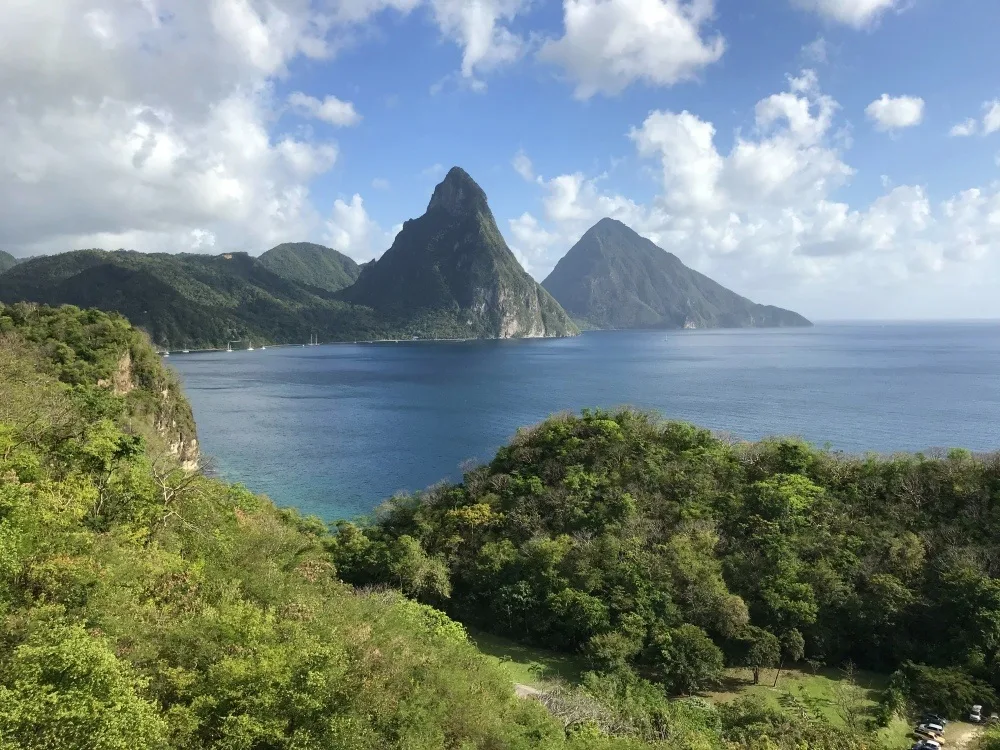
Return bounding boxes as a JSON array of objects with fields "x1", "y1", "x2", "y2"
[
  {"x1": 340, "y1": 167, "x2": 577, "y2": 339},
  {"x1": 542, "y1": 218, "x2": 811, "y2": 330}
]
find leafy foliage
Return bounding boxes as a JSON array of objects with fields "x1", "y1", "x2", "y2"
[
  {"x1": 542, "y1": 218, "x2": 811, "y2": 329},
  {"x1": 0, "y1": 305, "x2": 635, "y2": 750},
  {"x1": 257, "y1": 242, "x2": 361, "y2": 293},
  {"x1": 331, "y1": 407, "x2": 1000, "y2": 722}
]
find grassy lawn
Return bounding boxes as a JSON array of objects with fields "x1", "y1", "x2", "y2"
[
  {"x1": 468, "y1": 633, "x2": 930, "y2": 750},
  {"x1": 469, "y1": 630, "x2": 589, "y2": 689},
  {"x1": 702, "y1": 666, "x2": 911, "y2": 748}
]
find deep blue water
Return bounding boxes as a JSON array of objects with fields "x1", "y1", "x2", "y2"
[{"x1": 170, "y1": 323, "x2": 1000, "y2": 520}]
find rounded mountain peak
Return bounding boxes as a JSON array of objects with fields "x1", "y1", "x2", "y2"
[{"x1": 427, "y1": 167, "x2": 490, "y2": 215}]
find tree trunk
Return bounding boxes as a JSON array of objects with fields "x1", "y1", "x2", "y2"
[
  {"x1": 752, "y1": 667, "x2": 761, "y2": 685},
  {"x1": 773, "y1": 659, "x2": 784, "y2": 687}
]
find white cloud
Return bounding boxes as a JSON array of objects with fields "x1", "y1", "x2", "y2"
[
  {"x1": 985, "y1": 101, "x2": 1000, "y2": 135},
  {"x1": 288, "y1": 91, "x2": 362, "y2": 126},
  {"x1": 950, "y1": 118, "x2": 978, "y2": 138},
  {"x1": 325, "y1": 194, "x2": 395, "y2": 261},
  {"x1": 790, "y1": 0, "x2": 902, "y2": 28},
  {"x1": 538, "y1": 0, "x2": 725, "y2": 99},
  {"x1": 512, "y1": 150, "x2": 536, "y2": 181},
  {"x1": 865, "y1": 94, "x2": 925, "y2": 132},
  {"x1": 946, "y1": 100, "x2": 1000, "y2": 139},
  {"x1": 801, "y1": 35, "x2": 829, "y2": 64},
  {"x1": 0, "y1": 0, "x2": 369, "y2": 256},
  {"x1": 429, "y1": 0, "x2": 528, "y2": 82},
  {"x1": 507, "y1": 72, "x2": 1000, "y2": 319}
]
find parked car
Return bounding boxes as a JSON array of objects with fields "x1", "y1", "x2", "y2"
[
  {"x1": 916, "y1": 723, "x2": 944, "y2": 736},
  {"x1": 921, "y1": 713, "x2": 948, "y2": 727},
  {"x1": 970, "y1": 705, "x2": 983, "y2": 723}
]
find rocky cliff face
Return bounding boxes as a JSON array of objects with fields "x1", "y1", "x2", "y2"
[
  {"x1": 102, "y1": 349, "x2": 199, "y2": 471},
  {"x1": 339, "y1": 167, "x2": 578, "y2": 339}
]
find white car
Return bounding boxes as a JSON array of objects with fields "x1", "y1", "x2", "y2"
[{"x1": 917, "y1": 723, "x2": 944, "y2": 735}]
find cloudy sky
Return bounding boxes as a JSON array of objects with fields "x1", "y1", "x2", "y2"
[{"x1": 2, "y1": 0, "x2": 999, "y2": 320}]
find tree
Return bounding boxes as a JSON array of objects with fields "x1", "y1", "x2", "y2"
[
  {"x1": 655, "y1": 624, "x2": 725, "y2": 694},
  {"x1": 741, "y1": 626, "x2": 781, "y2": 685},
  {"x1": 773, "y1": 628, "x2": 806, "y2": 687},
  {"x1": 0, "y1": 622, "x2": 167, "y2": 750}
]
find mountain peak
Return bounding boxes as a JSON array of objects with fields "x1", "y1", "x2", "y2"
[{"x1": 427, "y1": 167, "x2": 489, "y2": 215}]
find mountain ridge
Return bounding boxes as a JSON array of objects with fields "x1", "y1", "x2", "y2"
[
  {"x1": 543, "y1": 218, "x2": 811, "y2": 330},
  {"x1": 0, "y1": 250, "x2": 21, "y2": 273},
  {"x1": 0, "y1": 168, "x2": 579, "y2": 345}
]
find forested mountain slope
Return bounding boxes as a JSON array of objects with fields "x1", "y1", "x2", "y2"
[
  {"x1": 258, "y1": 242, "x2": 362, "y2": 293},
  {"x1": 333, "y1": 408, "x2": 1000, "y2": 719},
  {"x1": 0, "y1": 250, "x2": 18, "y2": 273},
  {"x1": 543, "y1": 219, "x2": 810, "y2": 329},
  {"x1": 0, "y1": 302, "x2": 893, "y2": 749}
]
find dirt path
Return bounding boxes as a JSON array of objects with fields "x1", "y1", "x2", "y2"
[
  {"x1": 945, "y1": 722, "x2": 984, "y2": 750},
  {"x1": 514, "y1": 683, "x2": 542, "y2": 698}
]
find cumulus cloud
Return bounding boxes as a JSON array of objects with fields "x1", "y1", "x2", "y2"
[
  {"x1": 985, "y1": 101, "x2": 1000, "y2": 135},
  {"x1": 950, "y1": 119, "x2": 978, "y2": 138},
  {"x1": 947, "y1": 100, "x2": 1000, "y2": 138},
  {"x1": 506, "y1": 71, "x2": 1000, "y2": 318},
  {"x1": 325, "y1": 194, "x2": 396, "y2": 261},
  {"x1": 0, "y1": 0, "x2": 400, "y2": 256},
  {"x1": 539, "y1": 0, "x2": 725, "y2": 99},
  {"x1": 790, "y1": 0, "x2": 903, "y2": 28},
  {"x1": 512, "y1": 150, "x2": 537, "y2": 182},
  {"x1": 430, "y1": 0, "x2": 528, "y2": 82},
  {"x1": 865, "y1": 94, "x2": 925, "y2": 132},
  {"x1": 801, "y1": 36, "x2": 829, "y2": 64},
  {"x1": 288, "y1": 91, "x2": 362, "y2": 126}
]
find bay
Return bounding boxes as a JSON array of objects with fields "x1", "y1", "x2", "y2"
[{"x1": 170, "y1": 323, "x2": 1000, "y2": 520}]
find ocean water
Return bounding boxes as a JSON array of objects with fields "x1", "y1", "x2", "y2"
[{"x1": 170, "y1": 323, "x2": 1000, "y2": 520}]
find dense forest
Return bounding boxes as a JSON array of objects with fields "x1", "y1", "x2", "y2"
[
  {"x1": 1, "y1": 302, "x2": 892, "y2": 749},
  {"x1": 331, "y1": 409, "x2": 1000, "y2": 722}
]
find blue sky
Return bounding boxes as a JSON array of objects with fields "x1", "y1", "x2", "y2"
[{"x1": 3, "y1": 0, "x2": 1000, "y2": 319}]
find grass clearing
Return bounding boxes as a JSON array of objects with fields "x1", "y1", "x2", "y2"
[
  {"x1": 468, "y1": 633, "x2": 929, "y2": 749},
  {"x1": 469, "y1": 630, "x2": 589, "y2": 689},
  {"x1": 702, "y1": 666, "x2": 912, "y2": 747}
]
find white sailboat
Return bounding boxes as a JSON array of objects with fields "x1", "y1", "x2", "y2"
[
  {"x1": 227, "y1": 342, "x2": 232, "y2": 353},
  {"x1": 247, "y1": 340, "x2": 255, "y2": 351}
]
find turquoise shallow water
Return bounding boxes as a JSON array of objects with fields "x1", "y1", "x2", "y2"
[{"x1": 170, "y1": 323, "x2": 1000, "y2": 520}]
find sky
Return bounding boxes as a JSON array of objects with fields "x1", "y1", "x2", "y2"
[{"x1": 2, "y1": 0, "x2": 999, "y2": 320}]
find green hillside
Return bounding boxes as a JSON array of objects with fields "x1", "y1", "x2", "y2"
[
  {"x1": 543, "y1": 219, "x2": 810, "y2": 329},
  {"x1": 332, "y1": 408, "x2": 1000, "y2": 729},
  {"x1": 258, "y1": 241, "x2": 362, "y2": 293},
  {"x1": 0, "y1": 250, "x2": 19, "y2": 273},
  {"x1": 0, "y1": 249, "x2": 382, "y2": 348},
  {"x1": 1, "y1": 302, "x2": 898, "y2": 749}
]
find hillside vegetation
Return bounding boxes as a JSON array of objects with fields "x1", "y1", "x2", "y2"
[
  {"x1": 332, "y1": 409, "x2": 1000, "y2": 722},
  {"x1": 542, "y1": 219, "x2": 810, "y2": 330},
  {"x1": 0, "y1": 302, "x2": 892, "y2": 749},
  {"x1": 257, "y1": 242, "x2": 362, "y2": 293},
  {"x1": 0, "y1": 251, "x2": 19, "y2": 273}
]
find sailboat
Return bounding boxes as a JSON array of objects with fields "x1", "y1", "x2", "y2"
[
  {"x1": 227, "y1": 342, "x2": 232, "y2": 353},
  {"x1": 247, "y1": 340, "x2": 255, "y2": 352}
]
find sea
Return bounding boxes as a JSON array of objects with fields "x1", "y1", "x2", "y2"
[{"x1": 169, "y1": 323, "x2": 1000, "y2": 521}]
